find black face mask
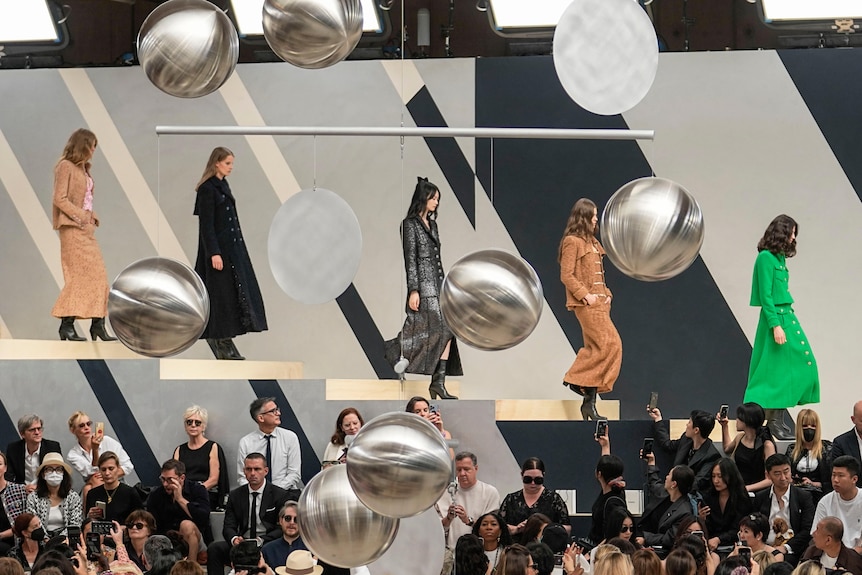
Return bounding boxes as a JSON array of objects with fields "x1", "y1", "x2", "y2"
[
  {"x1": 30, "y1": 527, "x2": 45, "y2": 542},
  {"x1": 802, "y1": 428, "x2": 816, "y2": 443}
]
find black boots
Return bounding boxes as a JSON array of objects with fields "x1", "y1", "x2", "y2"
[
  {"x1": 429, "y1": 359, "x2": 458, "y2": 400},
  {"x1": 207, "y1": 338, "x2": 245, "y2": 360},
  {"x1": 580, "y1": 387, "x2": 604, "y2": 421},
  {"x1": 90, "y1": 318, "x2": 117, "y2": 341},
  {"x1": 765, "y1": 409, "x2": 794, "y2": 440},
  {"x1": 59, "y1": 317, "x2": 85, "y2": 341}
]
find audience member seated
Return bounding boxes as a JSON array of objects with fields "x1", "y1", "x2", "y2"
[
  {"x1": 738, "y1": 513, "x2": 785, "y2": 563},
  {"x1": 719, "y1": 403, "x2": 776, "y2": 492},
  {"x1": 648, "y1": 407, "x2": 722, "y2": 493},
  {"x1": 763, "y1": 562, "x2": 794, "y2": 575},
  {"x1": 526, "y1": 541, "x2": 554, "y2": 575},
  {"x1": 473, "y1": 511, "x2": 513, "y2": 572},
  {"x1": 321, "y1": 408, "x2": 364, "y2": 469},
  {"x1": 675, "y1": 517, "x2": 719, "y2": 570},
  {"x1": 589, "y1": 429, "x2": 627, "y2": 546},
  {"x1": 593, "y1": 550, "x2": 633, "y2": 575},
  {"x1": 5, "y1": 415, "x2": 63, "y2": 491},
  {"x1": 454, "y1": 534, "x2": 490, "y2": 575},
  {"x1": 751, "y1": 549, "x2": 776, "y2": 575},
  {"x1": 85, "y1": 452, "x2": 143, "y2": 525},
  {"x1": 8, "y1": 513, "x2": 45, "y2": 571},
  {"x1": 831, "y1": 400, "x2": 862, "y2": 488},
  {"x1": 123, "y1": 511, "x2": 158, "y2": 570},
  {"x1": 517, "y1": 514, "x2": 550, "y2": 547},
  {"x1": 497, "y1": 543, "x2": 537, "y2": 575},
  {"x1": 24, "y1": 453, "x2": 81, "y2": 537},
  {"x1": 237, "y1": 398, "x2": 302, "y2": 500},
  {"x1": 812, "y1": 455, "x2": 862, "y2": 553},
  {"x1": 785, "y1": 409, "x2": 833, "y2": 506},
  {"x1": 406, "y1": 397, "x2": 453, "y2": 443},
  {"x1": 752, "y1": 454, "x2": 815, "y2": 565},
  {"x1": 500, "y1": 458, "x2": 570, "y2": 537},
  {"x1": 261, "y1": 501, "x2": 306, "y2": 569},
  {"x1": 66, "y1": 412, "x2": 134, "y2": 500},
  {"x1": 0, "y1": 558, "x2": 25, "y2": 575},
  {"x1": 802, "y1": 516, "x2": 862, "y2": 574},
  {"x1": 699, "y1": 459, "x2": 752, "y2": 552},
  {"x1": 675, "y1": 535, "x2": 716, "y2": 575},
  {"x1": 665, "y1": 549, "x2": 697, "y2": 575},
  {"x1": 0, "y1": 453, "x2": 28, "y2": 555},
  {"x1": 31, "y1": 548, "x2": 87, "y2": 575},
  {"x1": 602, "y1": 509, "x2": 638, "y2": 551},
  {"x1": 173, "y1": 406, "x2": 229, "y2": 511},
  {"x1": 170, "y1": 560, "x2": 203, "y2": 575},
  {"x1": 637, "y1": 451, "x2": 695, "y2": 551},
  {"x1": 788, "y1": 562, "x2": 825, "y2": 575},
  {"x1": 146, "y1": 460, "x2": 209, "y2": 564},
  {"x1": 630, "y1": 548, "x2": 662, "y2": 575},
  {"x1": 148, "y1": 547, "x2": 183, "y2": 575},
  {"x1": 712, "y1": 554, "x2": 749, "y2": 575},
  {"x1": 208, "y1": 453, "x2": 289, "y2": 575}
]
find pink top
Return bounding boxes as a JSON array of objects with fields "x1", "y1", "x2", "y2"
[{"x1": 82, "y1": 174, "x2": 94, "y2": 212}]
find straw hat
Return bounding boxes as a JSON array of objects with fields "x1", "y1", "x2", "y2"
[
  {"x1": 275, "y1": 551, "x2": 323, "y2": 575},
  {"x1": 36, "y1": 452, "x2": 72, "y2": 476}
]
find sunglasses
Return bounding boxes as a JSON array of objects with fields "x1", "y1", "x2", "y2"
[
  {"x1": 185, "y1": 419, "x2": 203, "y2": 427},
  {"x1": 127, "y1": 523, "x2": 146, "y2": 530},
  {"x1": 77, "y1": 421, "x2": 93, "y2": 429},
  {"x1": 281, "y1": 515, "x2": 298, "y2": 523},
  {"x1": 620, "y1": 526, "x2": 633, "y2": 533},
  {"x1": 522, "y1": 476, "x2": 544, "y2": 485}
]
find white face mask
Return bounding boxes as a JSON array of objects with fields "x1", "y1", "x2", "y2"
[{"x1": 44, "y1": 471, "x2": 64, "y2": 486}]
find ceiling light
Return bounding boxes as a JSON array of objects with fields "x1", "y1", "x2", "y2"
[
  {"x1": 0, "y1": 0, "x2": 58, "y2": 43},
  {"x1": 760, "y1": 0, "x2": 862, "y2": 20}
]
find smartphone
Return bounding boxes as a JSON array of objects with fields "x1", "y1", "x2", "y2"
[
  {"x1": 96, "y1": 500, "x2": 106, "y2": 514},
  {"x1": 719, "y1": 404, "x2": 729, "y2": 420},
  {"x1": 738, "y1": 546, "x2": 751, "y2": 564},
  {"x1": 641, "y1": 437, "x2": 654, "y2": 458},
  {"x1": 553, "y1": 554, "x2": 563, "y2": 566},
  {"x1": 95, "y1": 422, "x2": 104, "y2": 435},
  {"x1": 429, "y1": 404, "x2": 439, "y2": 415},
  {"x1": 648, "y1": 392, "x2": 659, "y2": 411},
  {"x1": 91, "y1": 521, "x2": 113, "y2": 535},
  {"x1": 86, "y1": 532, "x2": 102, "y2": 560},
  {"x1": 596, "y1": 419, "x2": 608, "y2": 437},
  {"x1": 68, "y1": 525, "x2": 82, "y2": 551},
  {"x1": 691, "y1": 530, "x2": 704, "y2": 538}
]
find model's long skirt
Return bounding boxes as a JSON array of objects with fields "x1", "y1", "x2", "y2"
[
  {"x1": 564, "y1": 300, "x2": 622, "y2": 393},
  {"x1": 51, "y1": 224, "x2": 109, "y2": 318}
]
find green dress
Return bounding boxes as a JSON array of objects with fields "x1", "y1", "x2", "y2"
[{"x1": 745, "y1": 250, "x2": 819, "y2": 408}]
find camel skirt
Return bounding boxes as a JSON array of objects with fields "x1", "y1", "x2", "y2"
[
  {"x1": 564, "y1": 299, "x2": 622, "y2": 393},
  {"x1": 51, "y1": 223, "x2": 109, "y2": 319}
]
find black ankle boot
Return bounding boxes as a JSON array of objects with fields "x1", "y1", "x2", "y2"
[
  {"x1": 765, "y1": 409, "x2": 794, "y2": 440},
  {"x1": 580, "y1": 387, "x2": 604, "y2": 421},
  {"x1": 207, "y1": 339, "x2": 227, "y2": 359},
  {"x1": 222, "y1": 339, "x2": 245, "y2": 360},
  {"x1": 90, "y1": 318, "x2": 117, "y2": 341},
  {"x1": 429, "y1": 359, "x2": 458, "y2": 400},
  {"x1": 563, "y1": 381, "x2": 586, "y2": 396},
  {"x1": 59, "y1": 317, "x2": 85, "y2": 341}
]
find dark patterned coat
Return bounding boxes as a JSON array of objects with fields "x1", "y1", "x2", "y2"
[{"x1": 194, "y1": 176, "x2": 267, "y2": 339}]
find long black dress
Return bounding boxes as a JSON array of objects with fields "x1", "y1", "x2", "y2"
[
  {"x1": 194, "y1": 176, "x2": 267, "y2": 339},
  {"x1": 385, "y1": 216, "x2": 462, "y2": 376}
]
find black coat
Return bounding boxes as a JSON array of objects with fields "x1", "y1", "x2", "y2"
[
  {"x1": 752, "y1": 486, "x2": 815, "y2": 557},
  {"x1": 831, "y1": 430, "x2": 862, "y2": 487},
  {"x1": 4, "y1": 439, "x2": 62, "y2": 483},
  {"x1": 222, "y1": 483, "x2": 289, "y2": 543},
  {"x1": 653, "y1": 420, "x2": 723, "y2": 493},
  {"x1": 194, "y1": 176, "x2": 267, "y2": 339},
  {"x1": 640, "y1": 465, "x2": 694, "y2": 550}
]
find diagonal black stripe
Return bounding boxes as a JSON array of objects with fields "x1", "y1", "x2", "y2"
[
  {"x1": 0, "y1": 398, "x2": 20, "y2": 451},
  {"x1": 76, "y1": 360, "x2": 161, "y2": 484},
  {"x1": 407, "y1": 86, "x2": 476, "y2": 228},
  {"x1": 336, "y1": 283, "x2": 397, "y2": 379},
  {"x1": 248, "y1": 380, "x2": 320, "y2": 486}
]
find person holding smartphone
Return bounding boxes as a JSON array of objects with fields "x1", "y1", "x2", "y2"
[
  {"x1": 65, "y1": 412, "x2": 134, "y2": 498},
  {"x1": 85, "y1": 452, "x2": 143, "y2": 524}
]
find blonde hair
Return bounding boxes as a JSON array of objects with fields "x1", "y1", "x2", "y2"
[
  {"x1": 593, "y1": 544, "x2": 622, "y2": 564},
  {"x1": 751, "y1": 550, "x2": 775, "y2": 573},
  {"x1": 182, "y1": 405, "x2": 208, "y2": 427},
  {"x1": 67, "y1": 411, "x2": 88, "y2": 431},
  {"x1": 59, "y1": 128, "x2": 97, "y2": 169},
  {"x1": 195, "y1": 147, "x2": 233, "y2": 190},
  {"x1": 790, "y1": 561, "x2": 825, "y2": 575},
  {"x1": 792, "y1": 409, "x2": 823, "y2": 461},
  {"x1": 594, "y1": 551, "x2": 633, "y2": 575},
  {"x1": 169, "y1": 560, "x2": 203, "y2": 575}
]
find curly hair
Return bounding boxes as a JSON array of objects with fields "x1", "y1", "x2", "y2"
[
  {"x1": 558, "y1": 198, "x2": 598, "y2": 261},
  {"x1": 757, "y1": 214, "x2": 797, "y2": 257},
  {"x1": 472, "y1": 511, "x2": 513, "y2": 548}
]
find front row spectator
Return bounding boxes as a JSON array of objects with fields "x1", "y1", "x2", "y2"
[
  {"x1": 500, "y1": 457, "x2": 570, "y2": 536},
  {"x1": 146, "y1": 460, "x2": 210, "y2": 564},
  {"x1": 261, "y1": 502, "x2": 306, "y2": 568},
  {"x1": 85, "y1": 451, "x2": 143, "y2": 524},
  {"x1": 8, "y1": 513, "x2": 44, "y2": 571},
  {"x1": 737, "y1": 513, "x2": 784, "y2": 563},
  {"x1": 811, "y1": 455, "x2": 862, "y2": 552},
  {"x1": 637, "y1": 452, "x2": 695, "y2": 551},
  {"x1": 25, "y1": 453, "x2": 81, "y2": 537},
  {"x1": 124, "y1": 510, "x2": 157, "y2": 570},
  {"x1": 802, "y1": 516, "x2": 862, "y2": 573}
]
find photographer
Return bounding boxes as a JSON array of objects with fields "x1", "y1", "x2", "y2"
[{"x1": 229, "y1": 540, "x2": 275, "y2": 575}]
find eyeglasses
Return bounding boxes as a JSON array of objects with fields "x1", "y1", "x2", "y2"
[
  {"x1": 260, "y1": 407, "x2": 281, "y2": 416},
  {"x1": 26, "y1": 426, "x2": 43, "y2": 433},
  {"x1": 42, "y1": 467, "x2": 65, "y2": 474},
  {"x1": 77, "y1": 421, "x2": 92, "y2": 429},
  {"x1": 620, "y1": 526, "x2": 633, "y2": 533},
  {"x1": 185, "y1": 419, "x2": 203, "y2": 427},
  {"x1": 281, "y1": 515, "x2": 298, "y2": 523},
  {"x1": 127, "y1": 523, "x2": 146, "y2": 530},
  {"x1": 522, "y1": 476, "x2": 544, "y2": 485},
  {"x1": 159, "y1": 476, "x2": 179, "y2": 484}
]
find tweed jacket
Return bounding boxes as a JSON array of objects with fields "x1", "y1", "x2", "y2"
[
  {"x1": 0, "y1": 481, "x2": 29, "y2": 526},
  {"x1": 560, "y1": 235, "x2": 612, "y2": 309},
  {"x1": 25, "y1": 490, "x2": 83, "y2": 535},
  {"x1": 52, "y1": 159, "x2": 99, "y2": 229},
  {"x1": 402, "y1": 216, "x2": 444, "y2": 299}
]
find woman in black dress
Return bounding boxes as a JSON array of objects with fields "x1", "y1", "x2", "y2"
[
  {"x1": 697, "y1": 458, "x2": 751, "y2": 552},
  {"x1": 718, "y1": 403, "x2": 775, "y2": 492},
  {"x1": 172, "y1": 405, "x2": 228, "y2": 510},
  {"x1": 385, "y1": 178, "x2": 462, "y2": 399},
  {"x1": 194, "y1": 147, "x2": 267, "y2": 360},
  {"x1": 499, "y1": 457, "x2": 570, "y2": 537}
]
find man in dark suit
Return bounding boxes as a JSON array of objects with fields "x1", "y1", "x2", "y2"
[
  {"x1": 649, "y1": 406, "x2": 722, "y2": 493},
  {"x1": 637, "y1": 452, "x2": 696, "y2": 553},
  {"x1": 752, "y1": 453, "x2": 815, "y2": 566},
  {"x1": 207, "y1": 452, "x2": 289, "y2": 575},
  {"x1": 831, "y1": 400, "x2": 862, "y2": 487},
  {"x1": 4, "y1": 414, "x2": 62, "y2": 490}
]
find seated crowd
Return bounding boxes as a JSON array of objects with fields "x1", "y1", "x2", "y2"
[{"x1": 1, "y1": 398, "x2": 861, "y2": 575}]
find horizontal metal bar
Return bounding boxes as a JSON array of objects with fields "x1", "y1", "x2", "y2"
[{"x1": 155, "y1": 125, "x2": 654, "y2": 141}]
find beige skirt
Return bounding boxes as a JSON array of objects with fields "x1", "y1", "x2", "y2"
[
  {"x1": 564, "y1": 300, "x2": 622, "y2": 393},
  {"x1": 51, "y1": 223, "x2": 109, "y2": 319}
]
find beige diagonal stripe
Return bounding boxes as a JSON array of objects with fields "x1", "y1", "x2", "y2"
[
  {"x1": 0, "y1": 314, "x2": 12, "y2": 338},
  {"x1": 0, "y1": 128, "x2": 64, "y2": 287},
  {"x1": 218, "y1": 73, "x2": 301, "y2": 203},
  {"x1": 58, "y1": 69, "x2": 188, "y2": 264}
]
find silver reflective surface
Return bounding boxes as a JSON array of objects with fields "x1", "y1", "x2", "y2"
[
  {"x1": 346, "y1": 412, "x2": 451, "y2": 518},
  {"x1": 137, "y1": 0, "x2": 238, "y2": 98},
  {"x1": 440, "y1": 249, "x2": 543, "y2": 351},
  {"x1": 268, "y1": 188, "x2": 362, "y2": 305},
  {"x1": 601, "y1": 177, "x2": 704, "y2": 282},
  {"x1": 262, "y1": 0, "x2": 363, "y2": 69},
  {"x1": 553, "y1": 0, "x2": 658, "y2": 115},
  {"x1": 367, "y1": 508, "x2": 445, "y2": 574},
  {"x1": 108, "y1": 257, "x2": 209, "y2": 358},
  {"x1": 299, "y1": 465, "x2": 399, "y2": 568}
]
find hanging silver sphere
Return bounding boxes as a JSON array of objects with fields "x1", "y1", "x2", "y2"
[
  {"x1": 137, "y1": 0, "x2": 238, "y2": 98},
  {"x1": 601, "y1": 177, "x2": 705, "y2": 282}
]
